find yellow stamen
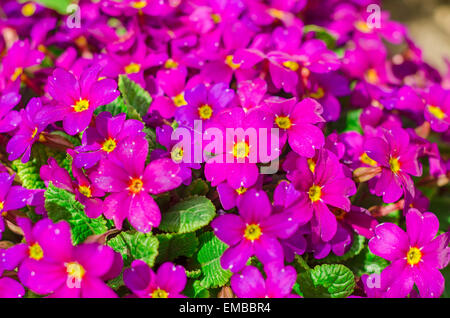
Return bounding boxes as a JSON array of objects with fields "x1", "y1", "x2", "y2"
[
  {"x1": 171, "y1": 147, "x2": 184, "y2": 162},
  {"x1": 282, "y1": 61, "x2": 300, "y2": 72},
  {"x1": 198, "y1": 104, "x2": 213, "y2": 120},
  {"x1": 66, "y1": 262, "x2": 86, "y2": 281},
  {"x1": 0, "y1": 201, "x2": 4, "y2": 212},
  {"x1": 365, "y1": 68, "x2": 379, "y2": 84},
  {"x1": 211, "y1": 13, "x2": 221, "y2": 23},
  {"x1": 268, "y1": 8, "x2": 284, "y2": 19},
  {"x1": 73, "y1": 99, "x2": 90, "y2": 113},
  {"x1": 244, "y1": 224, "x2": 262, "y2": 241},
  {"x1": 78, "y1": 185, "x2": 92, "y2": 198},
  {"x1": 10, "y1": 67, "x2": 23, "y2": 82},
  {"x1": 406, "y1": 247, "x2": 422, "y2": 266},
  {"x1": 128, "y1": 178, "x2": 144, "y2": 194},
  {"x1": 131, "y1": 1, "x2": 147, "y2": 9},
  {"x1": 22, "y1": 3, "x2": 36, "y2": 17},
  {"x1": 225, "y1": 55, "x2": 241, "y2": 70},
  {"x1": 355, "y1": 21, "x2": 372, "y2": 33},
  {"x1": 275, "y1": 116, "x2": 292, "y2": 130},
  {"x1": 164, "y1": 58, "x2": 178, "y2": 69},
  {"x1": 310, "y1": 87, "x2": 325, "y2": 99},
  {"x1": 124, "y1": 62, "x2": 141, "y2": 74},
  {"x1": 232, "y1": 141, "x2": 250, "y2": 159},
  {"x1": 173, "y1": 93, "x2": 187, "y2": 107},
  {"x1": 31, "y1": 127, "x2": 38, "y2": 140},
  {"x1": 102, "y1": 138, "x2": 117, "y2": 153},
  {"x1": 308, "y1": 184, "x2": 322, "y2": 202},
  {"x1": 29, "y1": 243, "x2": 44, "y2": 261},
  {"x1": 427, "y1": 105, "x2": 446, "y2": 120},
  {"x1": 235, "y1": 187, "x2": 248, "y2": 195},
  {"x1": 389, "y1": 157, "x2": 401, "y2": 174},
  {"x1": 360, "y1": 152, "x2": 377, "y2": 167},
  {"x1": 151, "y1": 288, "x2": 169, "y2": 298},
  {"x1": 307, "y1": 158, "x2": 316, "y2": 173}
]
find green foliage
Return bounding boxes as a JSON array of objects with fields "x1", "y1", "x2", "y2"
[
  {"x1": 118, "y1": 75, "x2": 152, "y2": 121},
  {"x1": 303, "y1": 25, "x2": 337, "y2": 49},
  {"x1": 346, "y1": 246, "x2": 389, "y2": 277},
  {"x1": 95, "y1": 96, "x2": 128, "y2": 117},
  {"x1": 156, "y1": 232, "x2": 199, "y2": 263},
  {"x1": 11, "y1": 159, "x2": 45, "y2": 189},
  {"x1": 297, "y1": 264, "x2": 356, "y2": 298},
  {"x1": 32, "y1": 0, "x2": 72, "y2": 14},
  {"x1": 107, "y1": 231, "x2": 159, "y2": 267},
  {"x1": 184, "y1": 280, "x2": 210, "y2": 298},
  {"x1": 196, "y1": 232, "x2": 232, "y2": 289},
  {"x1": 181, "y1": 179, "x2": 210, "y2": 197},
  {"x1": 344, "y1": 109, "x2": 363, "y2": 134},
  {"x1": 159, "y1": 196, "x2": 216, "y2": 234},
  {"x1": 44, "y1": 183, "x2": 107, "y2": 245}
]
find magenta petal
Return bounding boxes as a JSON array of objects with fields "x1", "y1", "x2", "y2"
[
  {"x1": 80, "y1": 277, "x2": 118, "y2": 298},
  {"x1": 220, "y1": 240, "x2": 253, "y2": 273},
  {"x1": 47, "y1": 284, "x2": 81, "y2": 298},
  {"x1": 74, "y1": 244, "x2": 114, "y2": 277},
  {"x1": 155, "y1": 262, "x2": 187, "y2": 295},
  {"x1": 123, "y1": 260, "x2": 153, "y2": 293},
  {"x1": 369, "y1": 223, "x2": 409, "y2": 261},
  {"x1": 103, "y1": 192, "x2": 131, "y2": 230},
  {"x1": 18, "y1": 259, "x2": 66, "y2": 295},
  {"x1": 261, "y1": 212, "x2": 299, "y2": 239},
  {"x1": 35, "y1": 221, "x2": 73, "y2": 263},
  {"x1": 254, "y1": 235, "x2": 284, "y2": 265},
  {"x1": 0, "y1": 277, "x2": 25, "y2": 298},
  {"x1": 231, "y1": 266, "x2": 266, "y2": 298},
  {"x1": 265, "y1": 262, "x2": 297, "y2": 298},
  {"x1": 227, "y1": 163, "x2": 259, "y2": 189},
  {"x1": 288, "y1": 124, "x2": 324, "y2": 158},
  {"x1": 237, "y1": 189, "x2": 272, "y2": 223},
  {"x1": 382, "y1": 260, "x2": 414, "y2": 298},
  {"x1": 2, "y1": 243, "x2": 28, "y2": 270},
  {"x1": 412, "y1": 262, "x2": 445, "y2": 298},
  {"x1": 313, "y1": 202, "x2": 337, "y2": 242},
  {"x1": 143, "y1": 158, "x2": 182, "y2": 194},
  {"x1": 212, "y1": 214, "x2": 245, "y2": 246},
  {"x1": 128, "y1": 192, "x2": 161, "y2": 232},
  {"x1": 406, "y1": 209, "x2": 439, "y2": 247}
]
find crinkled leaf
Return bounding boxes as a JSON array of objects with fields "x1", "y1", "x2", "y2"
[
  {"x1": 118, "y1": 75, "x2": 152, "y2": 120},
  {"x1": 156, "y1": 232, "x2": 199, "y2": 263}
]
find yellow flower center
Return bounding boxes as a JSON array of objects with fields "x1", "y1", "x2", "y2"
[
  {"x1": 232, "y1": 141, "x2": 250, "y2": 159},
  {"x1": 427, "y1": 105, "x2": 446, "y2": 120},
  {"x1": 131, "y1": 1, "x2": 147, "y2": 9},
  {"x1": 235, "y1": 187, "x2": 248, "y2": 195},
  {"x1": 164, "y1": 58, "x2": 178, "y2": 69},
  {"x1": 66, "y1": 262, "x2": 86, "y2": 281},
  {"x1": 102, "y1": 138, "x2": 117, "y2": 153},
  {"x1": 406, "y1": 247, "x2": 422, "y2": 266},
  {"x1": 225, "y1": 55, "x2": 241, "y2": 70},
  {"x1": 22, "y1": 2, "x2": 36, "y2": 17},
  {"x1": 75, "y1": 36, "x2": 88, "y2": 48},
  {"x1": 173, "y1": 93, "x2": 187, "y2": 107},
  {"x1": 275, "y1": 116, "x2": 292, "y2": 130},
  {"x1": 198, "y1": 104, "x2": 213, "y2": 120},
  {"x1": 78, "y1": 185, "x2": 92, "y2": 198},
  {"x1": 308, "y1": 184, "x2": 322, "y2": 202},
  {"x1": 360, "y1": 152, "x2": 377, "y2": 167},
  {"x1": 211, "y1": 13, "x2": 221, "y2": 23},
  {"x1": 31, "y1": 127, "x2": 38, "y2": 140},
  {"x1": 125, "y1": 62, "x2": 141, "y2": 74},
  {"x1": 171, "y1": 147, "x2": 184, "y2": 162},
  {"x1": 282, "y1": 61, "x2": 300, "y2": 72},
  {"x1": 365, "y1": 68, "x2": 379, "y2": 84},
  {"x1": 128, "y1": 178, "x2": 144, "y2": 194},
  {"x1": 73, "y1": 99, "x2": 90, "y2": 113},
  {"x1": 29, "y1": 243, "x2": 44, "y2": 261},
  {"x1": 151, "y1": 288, "x2": 169, "y2": 298},
  {"x1": 244, "y1": 224, "x2": 262, "y2": 241},
  {"x1": 307, "y1": 158, "x2": 316, "y2": 173},
  {"x1": 310, "y1": 87, "x2": 325, "y2": 99},
  {"x1": 0, "y1": 201, "x2": 4, "y2": 212},
  {"x1": 10, "y1": 67, "x2": 23, "y2": 82},
  {"x1": 355, "y1": 21, "x2": 372, "y2": 33},
  {"x1": 389, "y1": 157, "x2": 401, "y2": 174},
  {"x1": 268, "y1": 8, "x2": 284, "y2": 19}
]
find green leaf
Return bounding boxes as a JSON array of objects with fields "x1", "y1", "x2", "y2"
[
  {"x1": 343, "y1": 109, "x2": 363, "y2": 134},
  {"x1": 184, "y1": 280, "x2": 210, "y2": 298},
  {"x1": 156, "y1": 233, "x2": 199, "y2": 263},
  {"x1": 196, "y1": 232, "x2": 232, "y2": 289},
  {"x1": 303, "y1": 25, "x2": 337, "y2": 49},
  {"x1": 346, "y1": 246, "x2": 389, "y2": 277},
  {"x1": 95, "y1": 96, "x2": 128, "y2": 117},
  {"x1": 182, "y1": 179, "x2": 210, "y2": 197},
  {"x1": 159, "y1": 196, "x2": 216, "y2": 234},
  {"x1": 107, "y1": 231, "x2": 159, "y2": 267},
  {"x1": 118, "y1": 75, "x2": 152, "y2": 120},
  {"x1": 44, "y1": 183, "x2": 107, "y2": 245},
  {"x1": 297, "y1": 264, "x2": 355, "y2": 298},
  {"x1": 11, "y1": 159, "x2": 45, "y2": 189},
  {"x1": 32, "y1": 0, "x2": 72, "y2": 14}
]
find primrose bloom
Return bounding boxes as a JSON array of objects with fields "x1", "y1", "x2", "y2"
[
  {"x1": 123, "y1": 260, "x2": 187, "y2": 298},
  {"x1": 364, "y1": 127, "x2": 422, "y2": 203},
  {"x1": 369, "y1": 209, "x2": 450, "y2": 298},
  {"x1": 423, "y1": 85, "x2": 449, "y2": 133},
  {"x1": 288, "y1": 150, "x2": 357, "y2": 242},
  {"x1": 92, "y1": 136, "x2": 183, "y2": 232},
  {"x1": 73, "y1": 112, "x2": 145, "y2": 169},
  {"x1": 212, "y1": 189, "x2": 298, "y2": 272},
  {"x1": 262, "y1": 97, "x2": 325, "y2": 158},
  {"x1": 231, "y1": 262, "x2": 298, "y2": 298},
  {"x1": 19, "y1": 220, "x2": 119, "y2": 298},
  {"x1": 42, "y1": 65, "x2": 119, "y2": 135},
  {"x1": 0, "y1": 173, "x2": 31, "y2": 239},
  {"x1": 7, "y1": 98, "x2": 46, "y2": 163},
  {"x1": 0, "y1": 91, "x2": 21, "y2": 133}
]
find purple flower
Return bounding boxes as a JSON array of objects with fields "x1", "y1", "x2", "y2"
[
  {"x1": 369, "y1": 209, "x2": 450, "y2": 298},
  {"x1": 0, "y1": 277, "x2": 24, "y2": 298},
  {"x1": 123, "y1": 260, "x2": 187, "y2": 298},
  {"x1": 211, "y1": 189, "x2": 298, "y2": 272},
  {"x1": 0, "y1": 91, "x2": 21, "y2": 133},
  {"x1": 231, "y1": 262, "x2": 298, "y2": 298},
  {"x1": 18, "y1": 220, "x2": 119, "y2": 298},
  {"x1": 262, "y1": 97, "x2": 325, "y2": 158},
  {"x1": 364, "y1": 127, "x2": 422, "y2": 203},
  {"x1": 92, "y1": 136, "x2": 183, "y2": 232},
  {"x1": 0, "y1": 173, "x2": 31, "y2": 239},
  {"x1": 7, "y1": 98, "x2": 46, "y2": 163},
  {"x1": 41, "y1": 65, "x2": 119, "y2": 135},
  {"x1": 423, "y1": 85, "x2": 450, "y2": 133},
  {"x1": 73, "y1": 112, "x2": 145, "y2": 169}
]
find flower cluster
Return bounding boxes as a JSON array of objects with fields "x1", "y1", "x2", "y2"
[{"x1": 0, "y1": 0, "x2": 448, "y2": 299}]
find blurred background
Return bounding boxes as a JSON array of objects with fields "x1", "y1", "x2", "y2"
[{"x1": 384, "y1": 0, "x2": 450, "y2": 73}]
